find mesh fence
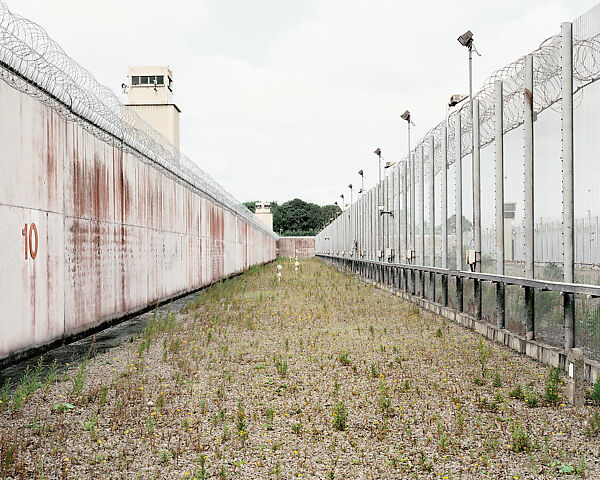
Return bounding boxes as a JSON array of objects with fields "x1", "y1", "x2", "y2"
[{"x1": 0, "y1": 1, "x2": 275, "y2": 238}]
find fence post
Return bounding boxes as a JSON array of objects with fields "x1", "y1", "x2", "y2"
[
  {"x1": 410, "y1": 152, "x2": 416, "y2": 295},
  {"x1": 402, "y1": 157, "x2": 409, "y2": 290},
  {"x1": 441, "y1": 125, "x2": 449, "y2": 306},
  {"x1": 429, "y1": 135, "x2": 436, "y2": 302},
  {"x1": 495, "y1": 79, "x2": 506, "y2": 329},
  {"x1": 455, "y1": 114, "x2": 464, "y2": 312},
  {"x1": 562, "y1": 21, "x2": 575, "y2": 352},
  {"x1": 419, "y1": 145, "x2": 425, "y2": 297},
  {"x1": 524, "y1": 53, "x2": 535, "y2": 341},
  {"x1": 473, "y1": 98, "x2": 482, "y2": 319}
]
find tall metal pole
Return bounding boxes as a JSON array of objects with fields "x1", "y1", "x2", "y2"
[
  {"x1": 473, "y1": 98, "x2": 482, "y2": 319},
  {"x1": 419, "y1": 145, "x2": 425, "y2": 296},
  {"x1": 419, "y1": 145, "x2": 425, "y2": 265},
  {"x1": 410, "y1": 152, "x2": 416, "y2": 294},
  {"x1": 441, "y1": 125, "x2": 448, "y2": 306},
  {"x1": 495, "y1": 79, "x2": 506, "y2": 329},
  {"x1": 455, "y1": 114, "x2": 464, "y2": 312},
  {"x1": 524, "y1": 53, "x2": 535, "y2": 340},
  {"x1": 428, "y1": 135, "x2": 436, "y2": 301},
  {"x1": 402, "y1": 121, "x2": 410, "y2": 264},
  {"x1": 562, "y1": 22, "x2": 575, "y2": 351},
  {"x1": 403, "y1": 158, "x2": 408, "y2": 262},
  {"x1": 378, "y1": 152, "x2": 382, "y2": 261},
  {"x1": 410, "y1": 153, "x2": 416, "y2": 258}
]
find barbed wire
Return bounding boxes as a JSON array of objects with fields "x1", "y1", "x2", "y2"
[
  {"x1": 0, "y1": 1, "x2": 276, "y2": 238},
  {"x1": 390, "y1": 11, "x2": 600, "y2": 184}
]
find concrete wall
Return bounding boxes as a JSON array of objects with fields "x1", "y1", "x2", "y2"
[
  {"x1": 277, "y1": 237, "x2": 315, "y2": 258},
  {"x1": 0, "y1": 76, "x2": 276, "y2": 361}
]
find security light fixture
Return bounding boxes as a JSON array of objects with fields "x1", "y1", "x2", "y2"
[
  {"x1": 449, "y1": 94, "x2": 469, "y2": 107},
  {"x1": 374, "y1": 148, "x2": 381, "y2": 156},
  {"x1": 358, "y1": 169, "x2": 363, "y2": 176},
  {"x1": 384, "y1": 161, "x2": 396, "y2": 169},
  {"x1": 458, "y1": 30, "x2": 473, "y2": 48},
  {"x1": 348, "y1": 184, "x2": 352, "y2": 189},
  {"x1": 401, "y1": 110, "x2": 410, "y2": 121}
]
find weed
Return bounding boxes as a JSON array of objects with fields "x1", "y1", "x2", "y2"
[
  {"x1": 274, "y1": 355, "x2": 288, "y2": 377},
  {"x1": 492, "y1": 372, "x2": 502, "y2": 388},
  {"x1": 378, "y1": 381, "x2": 392, "y2": 416},
  {"x1": 0, "y1": 379, "x2": 11, "y2": 406},
  {"x1": 509, "y1": 384, "x2": 525, "y2": 400},
  {"x1": 236, "y1": 401, "x2": 248, "y2": 440},
  {"x1": 339, "y1": 351, "x2": 351, "y2": 366},
  {"x1": 370, "y1": 364, "x2": 378, "y2": 378},
  {"x1": 71, "y1": 360, "x2": 87, "y2": 397},
  {"x1": 265, "y1": 407, "x2": 274, "y2": 430},
  {"x1": 586, "y1": 411, "x2": 600, "y2": 437},
  {"x1": 53, "y1": 403, "x2": 75, "y2": 413},
  {"x1": 434, "y1": 327, "x2": 443, "y2": 338},
  {"x1": 524, "y1": 387, "x2": 538, "y2": 408},
  {"x1": 197, "y1": 455, "x2": 208, "y2": 479},
  {"x1": 98, "y1": 386, "x2": 109, "y2": 408},
  {"x1": 590, "y1": 376, "x2": 600, "y2": 406},
  {"x1": 476, "y1": 338, "x2": 491, "y2": 378},
  {"x1": 292, "y1": 422, "x2": 302, "y2": 434},
  {"x1": 332, "y1": 401, "x2": 348, "y2": 431},
  {"x1": 159, "y1": 450, "x2": 169, "y2": 466},
  {"x1": 545, "y1": 369, "x2": 561, "y2": 405},
  {"x1": 511, "y1": 421, "x2": 533, "y2": 452},
  {"x1": 81, "y1": 414, "x2": 97, "y2": 432}
]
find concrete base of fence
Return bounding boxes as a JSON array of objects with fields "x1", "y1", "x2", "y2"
[{"x1": 357, "y1": 275, "x2": 600, "y2": 386}]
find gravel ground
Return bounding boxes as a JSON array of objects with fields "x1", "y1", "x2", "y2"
[{"x1": 1, "y1": 258, "x2": 599, "y2": 479}]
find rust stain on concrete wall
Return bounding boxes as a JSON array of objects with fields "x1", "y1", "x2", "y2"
[{"x1": 0, "y1": 75, "x2": 275, "y2": 361}]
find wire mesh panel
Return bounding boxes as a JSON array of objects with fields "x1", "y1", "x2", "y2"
[
  {"x1": 535, "y1": 290, "x2": 564, "y2": 348},
  {"x1": 480, "y1": 143, "x2": 496, "y2": 274},
  {"x1": 506, "y1": 285, "x2": 527, "y2": 335},
  {"x1": 575, "y1": 294, "x2": 600, "y2": 361},
  {"x1": 464, "y1": 278, "x2": 476, "y2": 317},
  {"x1": 448, "y1": 276, "x2": 458, "y2": 310},
  {"x1": 481, "y1": 282, "x2": 497, "y2": 325}
]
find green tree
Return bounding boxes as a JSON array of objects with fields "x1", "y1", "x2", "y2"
[
  {"x1": 245, "y1": 198, "x2": 341, "y2": 236},
  {"x1": 243, "y1": 201, "x2": 257, "y2": 213}
]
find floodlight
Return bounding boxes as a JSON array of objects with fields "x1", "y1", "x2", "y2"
[
  {"x1": 400, "y1": 110, "x2": 410, "y2": 121},
  {"x1": 374, "y1": 148, "x2": 381, "y2": 156},
  {"x1": 449, "y1": 94, "x2": 469, "y2": 107},
  {"x1": 348, "y1": 184, "x2": 352, "y2": 189},
  {"x1": 458, "y1": 30, "x2": 473, "y2": 47},
  {"x1": 358, "y1": 169, "x2": 363, "y2": 176},
  {"x1": 384, "y1": 161, "x2": 396, "y2": 169}
]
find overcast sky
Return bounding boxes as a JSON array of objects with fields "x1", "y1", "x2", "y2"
[{"x1": 9, "y1": 0, "x2": 597, "y2": 208}]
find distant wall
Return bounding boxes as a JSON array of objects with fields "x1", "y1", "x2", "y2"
[
  {"x1": 277, "y1": 237, "x2": 315, "y2": 258},
  {"x1": 0, "y1": 74, "x2": 276, "y2": 361}
]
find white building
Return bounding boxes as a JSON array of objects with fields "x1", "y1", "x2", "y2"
[
  {"x1": 255, "y1": 202, "x2": 273, "y2": 231},
  {"x1": 127, "y1": 66, "x2": 181, "y2": 154}
]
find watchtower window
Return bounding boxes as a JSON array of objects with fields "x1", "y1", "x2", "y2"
[{"x1": 131, "y1": 75, "x2": 166, "y2": 87}]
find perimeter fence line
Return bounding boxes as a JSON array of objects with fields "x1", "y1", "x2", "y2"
[{"x1": 316, "y1": 5, "x2": 600, "y2": 364}]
